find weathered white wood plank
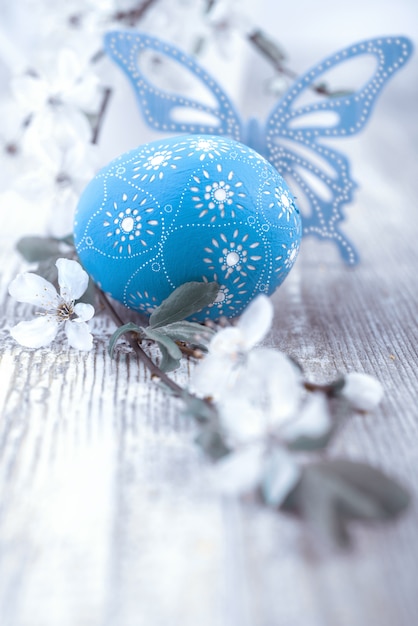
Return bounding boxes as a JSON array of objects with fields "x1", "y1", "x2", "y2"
[{"x1": 0, "y1": 245, "x2": 229, "y2": 626}]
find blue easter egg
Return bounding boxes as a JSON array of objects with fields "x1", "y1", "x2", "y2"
[{"x1": 74, "y1": 135, "x2": 301, "y2": 321}]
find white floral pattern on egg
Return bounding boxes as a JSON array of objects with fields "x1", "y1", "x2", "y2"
[{"x1": 74, "y1": 135, "x2": 302, "y2": 321}]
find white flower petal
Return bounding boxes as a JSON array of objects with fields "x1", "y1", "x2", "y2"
[
  {"x1": 55, "y1": 49, "x2": 83, "y2": 88},
  {"x1": 220, "y1": 397, "x2": 266, "y2": 443},
  {"x1": 237, "y1": 294, "x2": 273, "y2": 350},
  {"x1": 9, "y1": 272, "x2": 59, "y2": 309},
  {"x1": 0, "y1": 99, "x2": 28, "y2": 141},
  {"x1": 56, "y1": 258, "x2": 89, "y2": 301},
  {"x1": 191, "y1": 354, "x2": 235, "y2": 399},
  {"x1": 209, "y1": 326, "x2": 243, "y2": 357},
  {"x1": 232, "y1": 348, "x2": 302, "y2": 427},
  {"x1": 11, "y1": 75, "x2": 48, "y2": 112},
  {"x1": 263, "y1": 351, "x2": 301, "y2": 426},
  {"x1": 211, "y1": 443, "x2": 264, "y2": 495},
  {"x1": 261, "y1": 449, "x2": 301, "y2": 507},
  {"x1": 23, "y1": 107, "x2": 92, "y2": 164},
  {"x1": 74, "y1": 302, "x2": 95, "y2": 322},
  {"x1": 281, "y1": 392, "x2": 331, "y2": 442},
  {"x1": 10, "y1": 316, "x2": 59, "y2": 348},
  {"x1": 68, "y1": 73, "x2": 101, "y2": 113},
  {"x1": 65, "y1": 320, "x2": 93, "y2": 350},
  {"x1": 341, "y1": 372, "x2": 384, "y2": 411}
]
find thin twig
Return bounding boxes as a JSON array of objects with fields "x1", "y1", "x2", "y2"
[
  {"x1": 304, "y1": 381, "x2": 334, "y2": 394},
  {"x1": 91, "y1": 87, "x2": 112, "y2": 145},
  {"x1": 176, "y1": 343, "x2": 204, "y2": 359},
  {"x1": 98, "y1": 289, "x2": 185, "y2": 397},
  {"x1": 113, "y1": 0, "x2": 159, "y2": 26},
  {"x1": 247, "y1": 29, "x2": 350, "y2": 97}
]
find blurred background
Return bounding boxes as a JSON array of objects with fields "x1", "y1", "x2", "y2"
[{"x1": 0, "y1": 0, "x2": 417, "y2": 253}]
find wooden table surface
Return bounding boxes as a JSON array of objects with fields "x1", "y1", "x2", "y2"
[{"x1": 1, "y1": 3, "x2": 418, "y2": 625}]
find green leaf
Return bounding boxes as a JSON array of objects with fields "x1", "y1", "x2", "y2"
[
  {"x1": 149, "y1": 281, "x2": 219, "y2": 328},
  {"x1": 181, "y1": 394, "x2": 218, "y2": 423},
  {"x1": 16, "y1": 236, "x2": 67, "y2": 263},
  {"x1": 144, "y1": 328, "x2": 183, "y2": 372},
  {"x1": 195, "y1": 428, "x2": 231, "y2": 461},
  {"x1": 144, "y1": 328, "x2": 183, "y2": 360},
  {"x1": 33, "y1": 257, "x2": 60, "y2": 285},
  {"x1": 157, "y1": 343, "x2": 182, "y2": 373},
  {"x1": 261, "y1": 449, "x2": 301, "y2": 507},
  {"x1": 59, "y1": 233, "x2": 75, "y2": 247},
  {"x1": 282, "y1": 393, "x2": 333, "y2": 451},
  {"x1": 329, "y1": 377, "x2": 346, "y2": 394},
  {"x1": 154, "y1": 320, "x2": 214, "y2": 348},
  {"x1": 281, "y1": 459, "x2": 410, "y2": 547},
  {"x1": 286, "y1": 431, "x2": 333, "y2": 452},
  {"x1": 108, "y1": 322, "x2": 144, "y2": 359}
]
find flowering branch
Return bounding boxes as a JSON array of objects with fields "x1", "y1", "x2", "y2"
[
  {"x1": 247, "y1": 29, "x2": 353, "y2": 97},
  {"x1": 7, "y1": 241, "x2": 411, "y2": 548},
  {"x1": 3, "y1": 0, "x2": 410, "y2": 551},
  {"x1": 98, "y1": 287, "x2": 185, "y2": 397},
  {"x1": 91, "y1": 87, "x2": 112, "y2": 145}
]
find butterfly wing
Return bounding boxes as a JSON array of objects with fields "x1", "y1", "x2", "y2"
[
  {"x1": 265, "y1": 36, "x2": 413, "y2": 264},
  {"x1": 104, "y1": 30, "x2": 243, "y2": 140}
]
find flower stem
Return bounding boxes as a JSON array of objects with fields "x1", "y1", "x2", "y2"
[
  {"x1": 113, "y1": 0, "x2": 160, "y2": 26},
  {"x1": 91, "y1": 87, "x2": 112, "y2": 145},
  {"x1": 98, "y1": 289, "x2": 186, "y2": 397},
  {"x1": 304, "y1": 381, "x2": 333, "y2": 393},
  {"x1": 304, "y1": 378, "x2": 345, "y2": 395}
]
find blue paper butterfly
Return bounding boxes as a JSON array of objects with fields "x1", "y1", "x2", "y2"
[{"x1": 104, "y1": 31, "x2": 413, "y2": 264}]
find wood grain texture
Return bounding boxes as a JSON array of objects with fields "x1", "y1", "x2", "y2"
[
  {"x1": 1, "y1": 10, "x2": 418, "y2": 626},
  {"x1": 2, "y1": 168, "x2": 418, "y2": 626}
]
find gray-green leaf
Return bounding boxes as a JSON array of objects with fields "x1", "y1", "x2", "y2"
[
  {"x1": 108, "y1": 322, "x2": 144, "y2": 358},
  {"x1": 281, "y1": 459, "x2": 410, "y2": 547},
  {"x1": 77, "y1": 277, "x2": 96, "y2": 307},
  {"x1": 154, "y1": 320, "x2": 214, "y2": 348},
  {"x1": 16, "y1": 236, "x2": 72, "y2": 263},
  {"x1": 261, "y1": 449, "x2": 301, "y2": 507},
  {"x1": 181, "y1": 395, "x2": 218, "y2": 423},
  {"x1": 157, "y1": 343, "x2": 182, "y2": 373},
  {"x1": 149, "y1": 281, "x2": 219, "y2": 328},
  {"x1": 195, "y1": 428, "x2": 230, "y2": 461},
  {"x1": 144, "y1": 328, "x2": 183, "y2": 361}
]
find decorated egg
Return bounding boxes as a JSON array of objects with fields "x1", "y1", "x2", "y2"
[{"x1": 74, "y1": 135, "x2": 301, "y2": 321}]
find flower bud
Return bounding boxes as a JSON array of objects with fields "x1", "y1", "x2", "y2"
[{"x1": 341, "y1": 372, "x2": 384, "y2": 411}]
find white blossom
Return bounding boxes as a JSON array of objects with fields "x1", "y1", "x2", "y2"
[
  {"x1": 192, "y1": 294, "x2": 334, "y2": 498},
  {"x1": 0, "y1": 99, "x2": 35, "y2": 186},
  {"x1": 211, "y1": 442, "x2": 300, "y2": 503},
  {"x1": 281, "y1": 392, "x2": 331, "y2": 442},
  {"x1": 211, "y1": 443, "x2": 266, "y2": 495},
  {"x1": 18, "y1": 138, "x2": 98, "y2": 237},
  {"x1": 341, "y1": 372, "x2": 384, "y2": 411},
  {"x1": 191, "y1": 294, "x2": 273, "y2": 399},
  {"x1": 219, "y1": 347, "x2": 302, "y2": 444},
  {"x1": 9, "y1": 258, "x2": 94, "y2": 350},
  {"x1": 11, "y1": 47, "x2": 100, "y2": 117}
]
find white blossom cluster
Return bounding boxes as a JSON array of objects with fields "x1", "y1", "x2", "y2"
[
  {"x1": 191, "y1": 295, "x2": 384, "y2": 500},
  {"x1": 0, "y1": 0, "x2": 240, "y2": 236}
]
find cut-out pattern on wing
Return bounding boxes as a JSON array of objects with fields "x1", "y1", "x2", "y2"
[
  {"x1": 264, "y1": 37, "x2": 413, "y2": 264},
  {"x1": 104, "y1": 31, "x2": 242, "y2": 140},
  {"x1": 104, "y1": 31, "x2": 413, "y2": 265}
]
